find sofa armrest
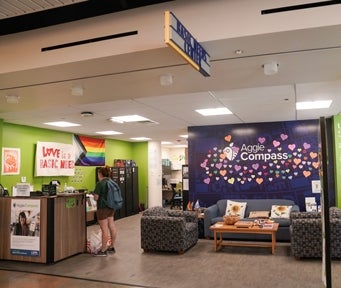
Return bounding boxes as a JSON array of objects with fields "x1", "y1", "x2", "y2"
[
  {"x1": 291, "y1": 204, "x2": 300, "y2": 212},
  {"x1": 203, "y1": 204, "x2": 219, "y2": 238},
  {"x1": 183, "y1": 211, "x2": 198, "y2": 223},
  {"x1": 290, "y1": 211, "x2": 321, "y2": 220}
]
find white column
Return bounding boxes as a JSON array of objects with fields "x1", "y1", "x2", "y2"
[{"x1": 147, "y1": 141, "x2": 162, "y2": 208}]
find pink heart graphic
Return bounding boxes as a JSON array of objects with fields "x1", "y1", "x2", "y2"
[
  {"x1": 215, "y1": 163, "x2": 222, "y2": 169},
  {"x1": 280, "y1": 134, "x2": 288, "y2": 141},
  {"x1": 258, "y1": 137, "x2": 266, "y2": 144},
  {"x1": 252, "y1": 163, "x2": 259, "y2": 170},
  {"x1": 273, "y1": 140, "x2": 280, "y2": 147},
  {"x1": 200, "y1": 161, "x2": 207, "y2": 168},
  {"x1": 203, "y1": 178, "x2": 210, "y2": 184},
  {"x1": 288, "y1": 144, "x2": 296, "y2": 151},
  {"x1": 303, "y1": 142, "x2": 311, "y2": 149},
  {"x1": 234, "y1": 165, "x2": 242, "y2": 172}
]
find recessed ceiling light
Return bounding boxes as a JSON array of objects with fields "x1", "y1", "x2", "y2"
[
  {"x1": 179, "y1": 134, "x2": 188, "y2": 139},
  {"x1": 195, "y1": 107, "x2": 232, "y2": 116},
  {"x1": 162, "y1": 141, "x2": 173, "y2": 145},
  {"x1": 130, "y1": 137, "x2": 151, "y2": 141},
  {"x1": 96, "y1": 131, "x2": 123, "y2": 135},
  {"x1": 44, "y1": 121, "x2": 81, "y2": 127},
  {"x1": 235, "y1": 49, "x2": 243, "y2": 55},
  {"x1": 296, "y1": 100, "x2": 332, "y2": 110},
  {"x1": 110, "y1": 115, "x2": 150, "y2": 123}
]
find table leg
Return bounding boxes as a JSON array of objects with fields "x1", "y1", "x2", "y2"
[
  {"x1": 213, "y1": 231, "x2": 217, "y2": 251},
  {"x1": 271, "y1": 231, "x2": 276, "y2": 254}
]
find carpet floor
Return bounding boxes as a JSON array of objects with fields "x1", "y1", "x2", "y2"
[{"x1": 0, "y1": 213, "x2": 340, "y2": 288}]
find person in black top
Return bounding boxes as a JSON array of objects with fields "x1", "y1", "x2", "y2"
[{"x1": 14, "y1": 211, "x2": 29, "y2": 236}]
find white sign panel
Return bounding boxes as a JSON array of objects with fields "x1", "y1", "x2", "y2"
[
  {"x1": 35, "y1": 141, "x2": 75, "y2": 176},
  {"x1": 10, "y1": 199, "x2": 41, "y2": 257}
]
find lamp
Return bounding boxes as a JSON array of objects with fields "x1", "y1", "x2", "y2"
[{"x1": 263, "y1": 61, "x2": 279, "y2": 76}]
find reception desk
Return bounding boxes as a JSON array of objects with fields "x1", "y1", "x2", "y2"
[{"x1": 0, "y1": 193, "x2": 86, "y2": 263}]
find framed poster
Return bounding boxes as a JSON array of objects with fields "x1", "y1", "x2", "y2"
[{"x1": 2, "y1": 147, "x2": 20, "y2": 175}]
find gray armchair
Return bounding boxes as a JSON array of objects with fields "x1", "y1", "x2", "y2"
[
  {"x1": 290, "y1": 207, "x2": 341, "y2": 259},
  {"x1": 141, "y1": 206, "x2": 198, "y2": 254}
]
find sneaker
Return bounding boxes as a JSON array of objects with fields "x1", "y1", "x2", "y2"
[
  {"x1": 93, "y1": 250, "x2": 107, "y2": 257},
  {"x1": 106, "y1": 247, "x2": 116, "y2": 254}
]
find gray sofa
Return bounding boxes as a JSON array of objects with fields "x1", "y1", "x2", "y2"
[{"x1": 204, "y1": 199, "x2": 299, "y2": 241}]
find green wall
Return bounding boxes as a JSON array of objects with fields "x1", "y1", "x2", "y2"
[{"x1": 0, "y1": 123, "x2": 148, "y2": 205}]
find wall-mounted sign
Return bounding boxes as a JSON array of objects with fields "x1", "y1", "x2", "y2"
[
  {"x1": 164, "y1": 11, "x2": 210, "y2": 77},
  {"x1": 35, "y1": 141, "x2": 75, "y2": 176}
]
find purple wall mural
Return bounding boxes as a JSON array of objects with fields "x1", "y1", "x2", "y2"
[{"x1": 188, "y1": 120, "x2": 321, "y2": 210}]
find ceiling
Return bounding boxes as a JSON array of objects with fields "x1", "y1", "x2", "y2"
[{"x1": 1, "y1": 0, "x2": 341, "y2": 148}]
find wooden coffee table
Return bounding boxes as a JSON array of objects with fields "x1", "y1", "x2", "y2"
[{"x1": 209, "y1": 222, "x2": 279, "y2": 254}]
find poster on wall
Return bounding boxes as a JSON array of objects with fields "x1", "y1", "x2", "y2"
[
  {"x1": 73, "y1": 135, "x2": 105, "y2": 166},
  {"x1": 188, "y1": 120, "x2": 320, "y2": 210},
  {"x1": 1, "y1": 147, "x2": 20, "y2": 175},
  {"x1": 35, "y1": 141, "x2": 75, "y2": 176},
  {"x1": 10, "y1": 199, "x2": 40, "y2": 257}
]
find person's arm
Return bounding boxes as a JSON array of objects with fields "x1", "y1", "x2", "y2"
[
  {"x1": 93, "y1": 181, "x2": 101, "y2": 201},
  {"x1": 93, "y1": 193, "x2": 99, "y2": 201}
]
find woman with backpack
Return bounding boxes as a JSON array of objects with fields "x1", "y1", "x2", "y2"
[{"x1": 93, "y1": 166, "x2": 117, "y2": 256}]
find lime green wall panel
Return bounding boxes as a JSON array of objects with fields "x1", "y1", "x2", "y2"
[
  {"x1": 2, "y1": 123, "x2": 72, "y2": 192},
  {"x1": 1, "y1": 123, "x2": 149, "y2": 201},
  {"x1": 132, "y1": 142, "x2": 148, "y2": 207}
]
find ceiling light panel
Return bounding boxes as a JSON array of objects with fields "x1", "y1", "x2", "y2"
[
  {"x1": 195, "y1": 107, "x2": 232, "y2": 116},
  {"x1": 130, "y1": 137, "x2": 151, "y2": 141},
  {"x1": 110, "y1": 115, "x2": 150, "y2": 123},
  {"x1": 296, "y1": 100, "x2": 332, "y2": 110},
  {"x1": 44, "y1": 121, "x2": 80, "y2": 127},
  {"x1": 96, "y1": 131, "x2": 123, "y2": 135}
]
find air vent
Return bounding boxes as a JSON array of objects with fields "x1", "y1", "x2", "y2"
[
  {"x1": 42, "y1": 31, "x2": 138, "y2": 52},
  {"x1": 261, "y1": 1, "x2": 341, "y2": 14}
]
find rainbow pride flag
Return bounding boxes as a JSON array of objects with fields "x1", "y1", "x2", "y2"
[{"x1": 73, "y1": 135, "x2": 105, "y2": 166}]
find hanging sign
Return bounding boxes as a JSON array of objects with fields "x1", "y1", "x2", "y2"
[
  {"x1": 164, "y1": 11, "x2": 210, "y2": 77},
  {"x1": 35, "y1": 141, "x2": 75, "y2": 176}
]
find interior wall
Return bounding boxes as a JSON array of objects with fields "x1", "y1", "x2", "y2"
[
  {"x1": 188, "y1": 119, "x2": 325, "y2": 211},
  {"x1": 0, "y1": 123, "x2": 148, "y2": 200}
]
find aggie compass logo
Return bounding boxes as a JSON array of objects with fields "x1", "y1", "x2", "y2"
[{"x1": 200, "y1": 133, "x2": 318, "y2": 186}]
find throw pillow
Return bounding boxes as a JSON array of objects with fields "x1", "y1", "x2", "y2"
[
  {"x1": 248, "y1": 211, "x2": 270, "y2": 219},
  {"x1": 225, "y1": 200, "x2": 247, "y2": 218},
  {"x1": 270, "y1": 205, "x2": 292, "y2": 218}
]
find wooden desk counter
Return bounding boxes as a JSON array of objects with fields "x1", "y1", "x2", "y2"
[{"x1": 0, "y1": 194, "x2": 86, "y2": 263}]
